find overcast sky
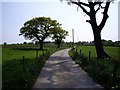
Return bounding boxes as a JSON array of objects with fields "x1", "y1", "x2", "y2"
[{"x1": 1, "y1": 0, "x2": 119, "y2": 44}]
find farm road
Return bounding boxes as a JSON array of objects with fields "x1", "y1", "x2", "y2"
[{"x1": 33, "y1": 49, "x2": 103, "y2": 89}]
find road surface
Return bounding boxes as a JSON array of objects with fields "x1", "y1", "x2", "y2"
[{"x1": 33, "y1": 49, "x2": 103, "y2": 89}]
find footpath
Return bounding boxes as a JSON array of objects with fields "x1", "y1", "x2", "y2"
[{"x1": 33, "y1": 49, "x2": 103, "y2": 89}]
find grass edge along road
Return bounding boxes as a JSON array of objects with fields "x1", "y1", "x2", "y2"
[
  {"x1": 69, "y1": 46, "x2": 120, "y2": 90},
  {"x1": 2, "y1": 44, "x2": 69, "y2": 89}
]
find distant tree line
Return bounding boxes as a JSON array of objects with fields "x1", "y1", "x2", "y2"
[
  {"x1": 3, "y1": 40, "x2": 120, "y2": 47},
  {"x1": 77, "y1": 40, "x2": 120, "y2": 47}
]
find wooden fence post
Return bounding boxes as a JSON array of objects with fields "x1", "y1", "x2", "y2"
[
  {"x1": 89, "y1": 51, "x2": 91, "y2": 59},
  {"x1": 80, "y1": 50, "x2": 82, "y2": 55},
  {"x1": 76, "y1": 49, "x2": 78, "y2": 55},
  {"x1": 22, "y1": 56, "x2": 25, "y2": 72}
]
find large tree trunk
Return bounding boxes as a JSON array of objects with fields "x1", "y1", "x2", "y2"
[
  {"x1": 39, "y1": 40, "x2": 43, "y2": 50},
  {"x1": 93, "y1": 29, "x2": 111, "y2": 59},
  {"x1": 55, "y1": 39, "x2": 61, "y2": 48},
  {"x1": 89, "y1": 10, "x2": 111, "y2": 59},
  {"x1": 57, "y1": 43, "x2": 60, "y2": 48}
]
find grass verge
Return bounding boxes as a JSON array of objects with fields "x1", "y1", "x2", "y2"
[
  {"x1": 69, "y1": 47, "x2": 120, "y2": 90},
  {"x1": 2, "y1": 45, "x2": 68, "y2": 89}
]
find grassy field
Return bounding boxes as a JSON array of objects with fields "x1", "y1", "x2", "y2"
[
  {"x1": 2, "y1": 44, "x2": 68, "y2": 88},
  {"x1": 75, "y1": 46, "x2": 120, "y2": 61}
]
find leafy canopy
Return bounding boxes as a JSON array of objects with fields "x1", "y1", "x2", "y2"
[
  {"x1": 52, "y1": 26, "x2": 68, "y2": 41},
  {"x1": 20, "y1": 17, "x2": 60, "y2": 42}
]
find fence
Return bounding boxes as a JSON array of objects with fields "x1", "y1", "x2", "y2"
[
  {"x1": 20, "y1": 47, "x2": 60, "y2": 73},
  {"x1": 72, "y1": 48, "x2": 120, "y2": 85},
  {"x1": 74, "y1": 49, "x2": 92, "y2": 59}
]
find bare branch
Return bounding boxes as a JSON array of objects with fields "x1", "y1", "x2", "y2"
[
  {"x1": 94, "y1": 2, "x2": 103, "y2": 6},
  {"x1": 86, "y1": 20, "x2": 92, "y2": 24},
  {"x1": 95, "y1": 6, "x2": 100, "y2": 13},
  {"x1": 104, "y1": 2, "x2": 110, "y2": 13},
  {"x1": 72, "y1": 2, "x2": 90, "y2": 16},
  {"x1": 78, "y1": 2, "x2": 89, "y2": 7},
  {"x1": 98, "y1": 2, "x2": 110, "y2": 31}
]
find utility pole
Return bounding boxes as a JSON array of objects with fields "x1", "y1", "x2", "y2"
[{"x1": 72, "y1": 29, "x2": 74, "y2": 48}]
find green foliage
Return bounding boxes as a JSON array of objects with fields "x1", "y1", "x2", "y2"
[
  {"x1": 102, "y1": 39, "x2": 114, "y2": 46},
  {"x1": 52, "y1": 27, "x2": 68, "y2": 40},
  {"x1": 19, "y1": 17, "x2": 68, "y2": 49},
  {"x1": 51, "y1": 26, "x2": 68, "y2": 48},
  {"x1": 2, "y1": 46, "x2": 47, "y2": 88},
  {"x1": 20, "y1": 17, "x2": 57, "y2": 41},
  {"x1": 20, "y1": 17, "x2": 58, "y2": 49},
  {"x1": 69, "y1": 46, "x2": 120, "y2": 89}
]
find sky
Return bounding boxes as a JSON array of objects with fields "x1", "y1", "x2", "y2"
[{"x1": 1, "y1": 0, "x2": 119, "y2": 44}]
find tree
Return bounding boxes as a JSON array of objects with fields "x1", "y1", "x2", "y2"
[
  {"x1": 61, "y1": 0, "x2": 114, "y2": 59},
  {"x1": 19, "y1": 17, "x2": 60, "y2": 50},
  {"x1": 4, "y1": 42, "x2": 7, "y2": 46},
  {"x1": 52, "y1": 26, "x2": 68, "y2": 48},
  {"x1": 23, "y1": 42, "x2": 27, "y2": 44}
]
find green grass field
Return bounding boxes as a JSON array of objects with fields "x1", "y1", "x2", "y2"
[
  {"x1": 2, "y1": 44, "x2": 67, "y2": 88},
  {"x1": 2, "y1": 44, "x2": 60, "y2": 63},
  {"x1": 75, "y1": 46, "x2": 120, "y2": 61}
]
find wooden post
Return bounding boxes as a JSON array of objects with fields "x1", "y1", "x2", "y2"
[
  {"x1": 72, "y1": 29, "x2": 74, "y2": 49},
  {"x1": 22, "y1": 56, "x2": 25, "y2": 72},
  {"x1": 89, "y1": 51, "x2": 91, "y2": 59},
  {"x1": 76, "y1": 49, "x2": 78, "y2": 55},
  {"x1": 80, "y1": 50, "x2": 82, "y2": 55}
]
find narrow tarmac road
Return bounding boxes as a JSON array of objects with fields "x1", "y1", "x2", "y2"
[{"x1": 33, "y1": 49, "x2": 103, "y2": 89}]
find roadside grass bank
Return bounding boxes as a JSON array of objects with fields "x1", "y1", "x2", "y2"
[
  {"x1": 2, "y1": 44, "x2": 69, "y2": 89},
  {"x1": 69, "y1": 46, "x2": 120, "y2": 90}
]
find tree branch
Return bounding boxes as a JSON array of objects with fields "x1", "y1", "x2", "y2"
[
  {"x1": 98, "y1": 2, "x2": 110, "y2": 32},
  {"x1": 78, "y1": 2, "x2": 89, "y2": 7},
  {"x1": 86, "y1": 20, "x2": 92, "y2": 24},
  {"x1": 93, "y1": 2, "x2": 103, "y2": 6},
  {"x1": 95, "y1": 6, "x2": 100, "y2": 13},
  {"x1": 72, "y1": 2, "x2": 90, "y2": 16}
]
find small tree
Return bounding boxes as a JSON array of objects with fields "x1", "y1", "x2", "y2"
[
  {"x1": 52, "y1": 26, "x2": 68, "y2": 48},
  {"x1": 4, "y1": 42, "x2": 7, "y2": 46},
  {"x1": 19, "y1": 17, "x2": 60, "y2": 50},
  {"x1": 23, "y1": 42, "x2": 27, "y2": 44}
]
